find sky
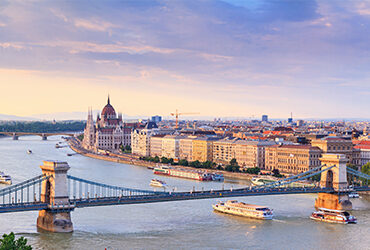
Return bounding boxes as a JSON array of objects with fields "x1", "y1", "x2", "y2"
[{"x1": 0, "y1": 0, "x2": 370, "y2": 120}]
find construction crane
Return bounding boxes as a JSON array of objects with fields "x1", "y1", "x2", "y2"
[{"x1": 170, "y1": 109, "x2": 200, "y2": 129}]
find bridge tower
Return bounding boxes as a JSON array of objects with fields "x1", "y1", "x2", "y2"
[
  {"x1": 315, "y1": 154, "x2": 352, "y2": 210},
  {"x1": 12, "y1": 133, "x2": 18, "y2": 140},
  {"x1": 37, "y1": 160, "x2": 73, "y2": 233},
  {"x1": 41, "y1": 133, "x2": 47, "y2": 140}
]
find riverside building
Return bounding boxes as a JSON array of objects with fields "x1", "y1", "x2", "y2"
[
  {"x1": 234, "y1": 140, "x2": 276, "y2": 169},
  {"x1": 265, "y1": 145, "x2": 322, "y2": 174},
  {"x1": 82, "y1": 96, "x2": 132, "y2": 152}
]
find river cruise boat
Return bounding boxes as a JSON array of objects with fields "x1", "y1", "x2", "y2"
[
  {"x1": 150, "y1": 179, "x2": 167, "y2": 188},
  {"x1": 212, "y1": 200, "x2": 274, "y2": 220},
  {"x1": 348, "y1": 192, "x2": 360, "y2": 198},
  {"x1": 251, "y1": 176, "x2": 315, "y2": 188},
  {"x1": 251, "y1": 177, "x2": 276, "y2": 186},
  {"x1": 310, "y1": 208, "x2": 357, "y2": 224},
  {"x1": 154, "y1": 166, "x2": 212, "y2": 181},
  {"x1": 0, "y1": 172, "x2": 12, "y2": 185}
]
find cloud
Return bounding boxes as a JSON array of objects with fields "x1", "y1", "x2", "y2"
[
  {"x1": 0, "y1": 0, "x2": 370, "y2": 118},
  {"x1": 73, "y1": 18, "x2": 118, "y2": 32}
]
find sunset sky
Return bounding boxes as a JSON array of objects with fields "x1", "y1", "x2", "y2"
[{"x1": 0, "y1": 0, "x2": 370, "y2": 120}]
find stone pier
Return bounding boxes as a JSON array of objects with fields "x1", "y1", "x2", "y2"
[
  {"x1": 315, "y1": 154, "x2": 352, "y2": 210},
  {"x1": 12, "y1": 133, "x2": 18, "y2": 140},
  {"x1": 37, "y1": 161, "x2": 73, "y2": 233}
]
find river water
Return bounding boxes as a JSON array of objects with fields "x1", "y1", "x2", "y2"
[{"x1": 0, "y1": 136, "x2": 369, "y2": 250}]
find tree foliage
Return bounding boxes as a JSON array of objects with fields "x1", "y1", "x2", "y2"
[
  {"x1": 243, "y1": 167, "x2": 260, "y2": 175},
  {"x1": 0, "y1": 121, "x2": 85, "y2": 133},
  {"x1": 0, "y1": 232, "x2": 32, "y2": 250}
]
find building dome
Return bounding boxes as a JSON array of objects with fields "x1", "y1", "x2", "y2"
[{"x1": 101, "y1": 96, "x2": 116, "y2": 117}]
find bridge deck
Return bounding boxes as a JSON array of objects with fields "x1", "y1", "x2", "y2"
[{"x1": 2, "y1": 186, "x2": 368, "y2": 213}]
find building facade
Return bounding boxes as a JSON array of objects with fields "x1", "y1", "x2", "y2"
[
  {"x1": 150, "y1": 134, "x2": 165, "y2": 157},
  {"x1": 82, "y1": 97, "x2": 132, "y2": 152},
  {"x1": 212, "y1": 138, "x2": 238, "y2": 165},
  {"x1": 265, "y1": 145, "x2": 322, "y2": 174},
  {"x1": 161, "y1": 135, "x2": 183, "y2": 159},
  {"x1": 311, "y1": 136, "x2": 358, "y2": 166},
  {"x1": 179, "y1": 136, "x2": 195, "y2": 161},
  {"x1": 234, "y1": 140, "x2": 276, "y2": 169},
  {"x1": 192, "y1": 137, "x2": 218, "y2": 162}
]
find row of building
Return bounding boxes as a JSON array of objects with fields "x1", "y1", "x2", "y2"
[
  {"x1": 131, "y1": 127, "x2": 367, "y2": 174},
  {"x1": 82, "y1": 97, "x2": 370, "y2": 175}
]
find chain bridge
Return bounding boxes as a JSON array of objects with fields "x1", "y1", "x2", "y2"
[
  {"x1": 0, "y1": 154, "x2": 369, "y2": 232},
  {"x1": 0, "y1": 132, "x2": 76, "y2": 140}
]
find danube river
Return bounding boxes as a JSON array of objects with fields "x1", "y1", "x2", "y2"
[{"x1": 0, "y1": 136, "x2": 369, "y2": 249}]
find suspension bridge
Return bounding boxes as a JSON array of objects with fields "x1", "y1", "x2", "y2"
[{"x1": 0, "y1": 154, "x2": 369, "y2": 232}]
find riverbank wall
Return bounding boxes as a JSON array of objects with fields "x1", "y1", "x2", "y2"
[{"x1": 69, "y1": 141, "x2": 254, "y2": 181}]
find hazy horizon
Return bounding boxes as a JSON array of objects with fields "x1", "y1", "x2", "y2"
[{"x1": 1, "y1": 1, "x2": 370, "y2": 119}]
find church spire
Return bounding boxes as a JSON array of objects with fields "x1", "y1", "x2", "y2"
[{"x1": 107, "y1": 94, "x2": 110, "y2": 105}]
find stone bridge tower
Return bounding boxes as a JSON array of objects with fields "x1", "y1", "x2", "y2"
[
  {"x1": 37, "y1": 160, "x2": 73, "y2": 233},
  {"x1": 315, "y1": 154, "x2": 352, "y2": 210}
]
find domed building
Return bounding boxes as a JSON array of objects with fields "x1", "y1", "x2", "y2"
[{"x1": 82, "y1": 96, "x2": 132, "y2": 151}]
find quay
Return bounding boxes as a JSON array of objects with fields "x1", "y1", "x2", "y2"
[{"x1": 68, "y1": 137, "x2": 255, "y2": 181}]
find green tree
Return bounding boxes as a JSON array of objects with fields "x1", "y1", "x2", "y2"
[
  {"x1": 0, "y1": 232, "x2": 32, "y2": 250},
  {"x1": 272, "y1": 169, "x2": 284, "y2": 178},
  {"x1": 244, "y1": 167, "x2": 260, "y2": 175},
  {"x1": 190, "y1": 160, "x2": 201, "y2": 168},
  {"x1": 153, "y1": 156, "x2": 160, "y2": 163},
  {"x1": 362, "y1": 163, "x2": 370, "y2": 175},
  {"x1": 346, "y1": 163, "x2": 358, "y2": 185},
  {"x1": 77, "y1": 134, "x2": 84, "y2": 141},
  {"x1": 229, "y1": 158, "x2": 238, "y2": 166},
  {"x1": 178, "y1": 159, "x2": 189, "y2": 166},
  {"x1": 161, "y1": 157, "x2": 169, "y2": 164}
]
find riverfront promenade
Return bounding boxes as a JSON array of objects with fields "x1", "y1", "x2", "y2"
[{"x1": 68, "y1": 137, "x2": 255, "y2": 181}]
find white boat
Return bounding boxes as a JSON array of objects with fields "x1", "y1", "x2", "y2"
[
  {"x1": 251, "y1": 177, "x2": 276, "y2": 186},
  {"x1": 150, "y1": 179, "x2": 167, "y2": 188},
  {"x1": 212, "y1": 173, "x2": 224, "y2": 181},
  {"x1": 27, "y1": 149, "x2": 32, "y2": 154},
  {"x1": 310, "y1": 208, "x2": 357, "y2": 224},
  {"x1": 213, "y1": 200, "x2": 273, "y2": 220},
  {"x1": 0, "y1": 172, "x2": 12, "y2": 185},
  {"x1": 348, "y1": 192, "x2": 360, "y2": 198}
]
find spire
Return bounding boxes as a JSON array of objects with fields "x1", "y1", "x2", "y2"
[{"x1": 107, "y1": 94, "x2": 110, "y2": 105}]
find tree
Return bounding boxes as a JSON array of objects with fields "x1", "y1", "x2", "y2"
[
  {"x1": 362, "y1": 163, "x2": 370, "y2": 175},
  {"x1": 272, "y1": 169, "x2": 283, "y2": 178},
  {"x1": 0, "y1": 232, "x2": 32, "y2": 250},
  {"x1": 346, "y1": 163, "x2": 358, "y2": 185},
  {"x1": 361, "y1": 163, "x2": 370, "y2": 186},
  {"x1": 244, "y1": 167, "x2": 260, "y2": 175},
  {"x1": 229, "y1": 158, "x2": 238, "y2": 166},
  {"x1": 201, "y1": 161, "x2": 213, "y2": 169},
  {"x1": 178, "y1": 159, "x2": 189, "y2": 166},
  {"x1": 189, "y1": 160, "x2": 201, "y2": 168},
  {"x1": 153, "y1": 156, "x2": 160, "y2": 163}
]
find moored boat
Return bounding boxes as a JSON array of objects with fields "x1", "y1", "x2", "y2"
[
  {"x1": 213, "y1": 200, "x2": 274, "y2": 220},
  {"x1": 212, "y1": 173, "x2": 224, "y2": 181},
  {"x1": 150, "y1": 179, "x2": 167, "y2": 187},
  {"x1": 310, "y1": 208, "x2": 357, "y2": 224},
  {"x1": 0, "y1": 172, "x2": 12, "y2": 185},
  {"x1": 348, "y1": 192, "x2": 360, "y2": 198},
  {"x1": 153, "y1": 166, "x2": 212, "y2": 181}
]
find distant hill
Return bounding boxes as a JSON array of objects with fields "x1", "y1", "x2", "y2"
[{"x1": 0, "y1": 114, "x2": 38, "y2": 121}]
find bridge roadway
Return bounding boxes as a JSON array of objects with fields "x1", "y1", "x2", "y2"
[
  {"x1": 0, "y1": 131, "x2": 76, "y2": 140},
  {"x1": 1, "y1": 186, "x2": 369, "y2": 214}
]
